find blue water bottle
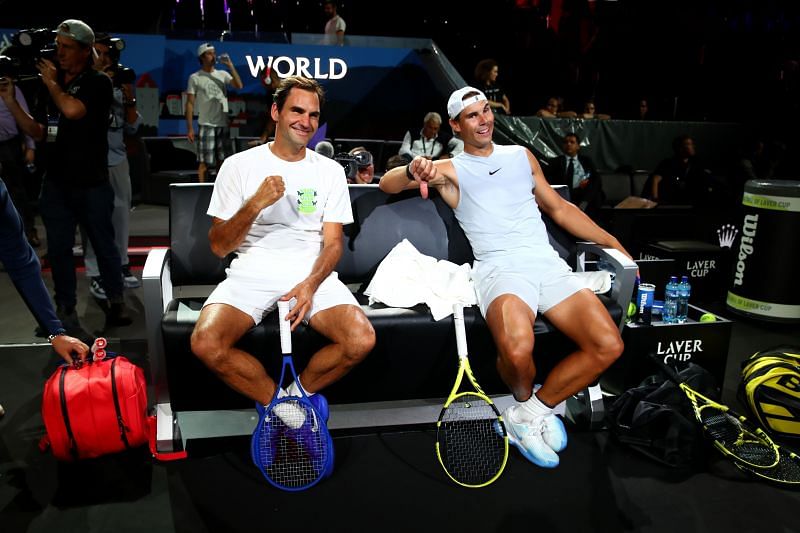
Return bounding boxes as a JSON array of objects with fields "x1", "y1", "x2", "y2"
[
  {"x1": 677, "y1": 275, "x2": 691, "y2": 323},
  {"x1": 663, "y1": 276, "x2": 679, "y2": 323}
]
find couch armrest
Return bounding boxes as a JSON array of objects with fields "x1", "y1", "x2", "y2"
[
  {"x1": 576, "y1": 242, "x2": 638, "y2": 331},
  {"x1": 143, "y1": 247, "x2": 172, "y2": 405}
]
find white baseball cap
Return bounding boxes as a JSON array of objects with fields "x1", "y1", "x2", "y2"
[
  {"x1": 447, "y1": 86, "x2": 488, "y2": 119},
  {"x1": 56, "y1": 19, "x2": 95, "y2": 46},
  {"x1": 197, "y1": 42, "x2": 215, "y2": 57}
]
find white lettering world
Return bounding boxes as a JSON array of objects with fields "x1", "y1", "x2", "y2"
[{"x1": 245, "y1": 55, "x2": 348, "y2": 80}]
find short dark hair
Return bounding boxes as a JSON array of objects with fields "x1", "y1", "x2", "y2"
[
  {"x1": 564, "y1": 132, "x2": 580, "y2": 143},
  {"x1": 273, "y1": 75, "x2": 325, "y2": 111}
]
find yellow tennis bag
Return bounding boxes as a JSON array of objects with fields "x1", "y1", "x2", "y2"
[{"x1": 739, "y1": 347, "x2": 800, "y2": 440}]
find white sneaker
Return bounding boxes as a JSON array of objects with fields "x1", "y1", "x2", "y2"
[
  {"x1": 122, "y1": 265, "x2": 141, "y2": 289},
  {"x1": 503, "y1": 406, "x2": 560, "y2": 468},
  {"x1": 89, "y1": 276, "x2": 107, "y2": 300},
  {"x1": 542, "y1": 413, "x2": 568, "y2": 453}
]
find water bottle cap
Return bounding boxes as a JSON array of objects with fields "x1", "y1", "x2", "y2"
[{"x1": 681, "y1": 275, "x2": 689, "y2": 281}]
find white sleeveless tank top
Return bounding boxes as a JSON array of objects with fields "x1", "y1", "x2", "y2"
[{"x1": 451, "y1": 144, "x2": 560, "y2": 264}]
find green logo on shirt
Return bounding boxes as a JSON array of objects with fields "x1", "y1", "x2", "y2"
[{"x1": 297, "y1": 188, "x2": 317, "y2": 214}]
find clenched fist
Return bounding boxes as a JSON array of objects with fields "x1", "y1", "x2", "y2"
[{"x1": 252, "y1": 175, "x2": 285, "y2": 210}]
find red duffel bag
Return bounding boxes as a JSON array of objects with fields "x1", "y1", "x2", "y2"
[{"x1": 40, "y1": 338, "x2": 149, "y2": 461}]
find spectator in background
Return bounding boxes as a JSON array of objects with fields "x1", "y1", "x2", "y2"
[
  {"x1": 728, "y1": 136, "x2": 785, "y2": 205},
  {"x1": 347, "y1": 146, "x2": 376, "y2": 184},
  {"x1": 37, "y1": 19, "x2": 132, "y2": 331},
  {"x1": 0, "y1": 65, "x2": 42, "y2": 248},
  {"x1": 645, "y1": 135, "x2": 712, "y2": 206},
  {"x1": 536, "y1": 96, "x2": 577, "y2": 118},
  {"x1": 185, "y1": 42, "x2": 243, "y2": 182},
  {"x1": 632, "y1": 98, "x2": 652, "y2": 120},
  {"x1": 323, "y1": 1, "x2": 346, "y2": 46},
  {"x1": 474, "y1": 58, "x2": 510, "y2": 115},
  {"x1": 385, "y1": 154, "x2": 407, "y2": 172},
  {"x1": 546, "y1": 132, "x2": 604, "y2": 220},
  {"x1": 580, "y1": 99, "x2": 610, "y2": 120},
  {"x1": 82, "y1": 32, "x2": 143, "y2": 300},
  {"x1": 399, "y1": 112, "x2": 463, "y2": 162},
  {"x1": 248, "y1": 67, "x2": 280, "y2": 148}
]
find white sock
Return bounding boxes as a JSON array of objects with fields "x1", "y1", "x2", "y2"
[
  {"x1": 287, "y1": 380, "x2": 314, "y2": 398},
  {"x1": 518, "y1": 392, "x2": 553, "y2": 421}
]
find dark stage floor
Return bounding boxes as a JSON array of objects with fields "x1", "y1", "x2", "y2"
[{"x1": 1, "y1": 204, "x2": 799, "y2": 532}]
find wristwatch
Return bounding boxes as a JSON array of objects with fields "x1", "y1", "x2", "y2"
[{"x1": 47, "y1": 329, "x2": 67, "y2": 343}]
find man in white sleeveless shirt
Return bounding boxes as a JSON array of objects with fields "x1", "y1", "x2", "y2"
[{"x1": 380, "y1": 87, "x2": 632, "y2": 468}]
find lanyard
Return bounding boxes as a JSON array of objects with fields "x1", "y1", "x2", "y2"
[{"x1": 420, "y1": 133, "x2": 437, "y2": 156}]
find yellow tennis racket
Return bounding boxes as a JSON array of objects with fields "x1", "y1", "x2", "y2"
[{"x1": 435, "y1": 304, "x2": 508, "y2": 488}]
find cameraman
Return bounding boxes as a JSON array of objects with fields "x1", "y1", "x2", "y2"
[
  {"x1": 36, "y1": 19, "x2": 131, "y2": 332},
  {"x1": 346, "y1": 146, "x2": 376, "y2": 184},
  {"x1": 80, "y1": 33, "x2": 142, "y2": 299},
  {"x1": 0, "y1": 66, "x2": 45, "y2": 247}
]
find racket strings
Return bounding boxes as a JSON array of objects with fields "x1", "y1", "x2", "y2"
[
  {"x1": 736, "y1": 450, "x2": 800, "y2": 484},
  {"x1": 698, "y1": 406, "x2": 778, "y2": 467},
  {"x1": 438, "y1": 394, "x2": 506, "y2": 486},
  {"x1": 255, "y1": 399, "x2": 327, "y2": 489}
]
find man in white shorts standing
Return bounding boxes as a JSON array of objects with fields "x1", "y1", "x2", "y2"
[
  {"x1": 191, "y1": 76, "x2": 375, "y2": 420},
  {"x1": 379, "y1": 87, "x2": 632, "y2": 469}
]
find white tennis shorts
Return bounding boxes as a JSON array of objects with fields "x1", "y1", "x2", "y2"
[
  {"x1": 472, "y1": 254, "x2": 586, "y2": 317},
  {"x1": 203, "y1": 249, "x2": 358, "y2": 325}
]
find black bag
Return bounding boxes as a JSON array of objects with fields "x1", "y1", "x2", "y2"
[{"x1": 607, "y1": 362, "x2": 719, "y2": 468}]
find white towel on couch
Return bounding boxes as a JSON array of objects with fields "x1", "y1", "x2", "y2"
[{"x1": 363, "y1": 239, "x2": 477, "y2": 321}]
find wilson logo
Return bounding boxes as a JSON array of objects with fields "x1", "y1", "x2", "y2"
[{"x1": 733, "y1": 214, "x2": 758, "y2": 287}]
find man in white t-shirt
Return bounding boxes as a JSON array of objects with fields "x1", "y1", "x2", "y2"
[
  {"x1": 323, "y1": 1, "x2": 346, "y2": 46},
  {"x1": 191, "y1": 76, "x2": 375, "y2": 419},
  {"x1": 186, "y1": 42, "x2": 243, "y2": 182}
]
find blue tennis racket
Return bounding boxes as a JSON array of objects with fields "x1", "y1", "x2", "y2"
[{"x1": 251, "y1": 300, "x2": 333, "y2": 491}]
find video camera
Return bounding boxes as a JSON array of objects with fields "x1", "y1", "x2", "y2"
[
  {"x1": 334, "y1": 151, "x2": 373, "y2": 181},
  {"x1": 0, "y1": 28, "x2": 56, "y2": 81},
  {"x1": 96, "y1": 36, "x2": 136, "y2": 86}
]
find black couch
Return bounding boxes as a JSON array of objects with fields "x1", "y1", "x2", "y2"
[{"x1": 143, "y1": 183, "x2": 637, "y2": 454}]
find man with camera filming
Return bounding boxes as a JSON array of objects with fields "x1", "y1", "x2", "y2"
[
  {"x1": 338, "y1": 146, "x2": 376, "y2": 184},
  {"x1": 186, "y1": 42, "x2": 243, "y2": 182},
  {"x1": 36, "y1": 19, "x2": 132, "y2": 333},
  {"x1": 80, "y1": 33, "x2": 142, "y2": 300}
]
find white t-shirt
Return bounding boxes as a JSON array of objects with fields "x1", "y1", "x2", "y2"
[
  {"x1": 324, "y1": 15, "x2": 346, "y2": 44},
  {"x1": 208, "y1": 143, "x2": 353, "y2": 258},
  {"x1": 187, "y1": 69, "x2": 233, "y2": 127}
]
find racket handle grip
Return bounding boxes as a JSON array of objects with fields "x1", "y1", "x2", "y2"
[
  {"x1": 453, "y1": 304, "x2": 468, "y2": 358},
  {"x1": 277, "y1": 300, "x2": 292, "y2": 354}
]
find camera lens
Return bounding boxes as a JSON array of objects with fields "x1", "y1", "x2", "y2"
[{"x1": 354, "y1": 151, "x2": 373, "y2": 168}]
